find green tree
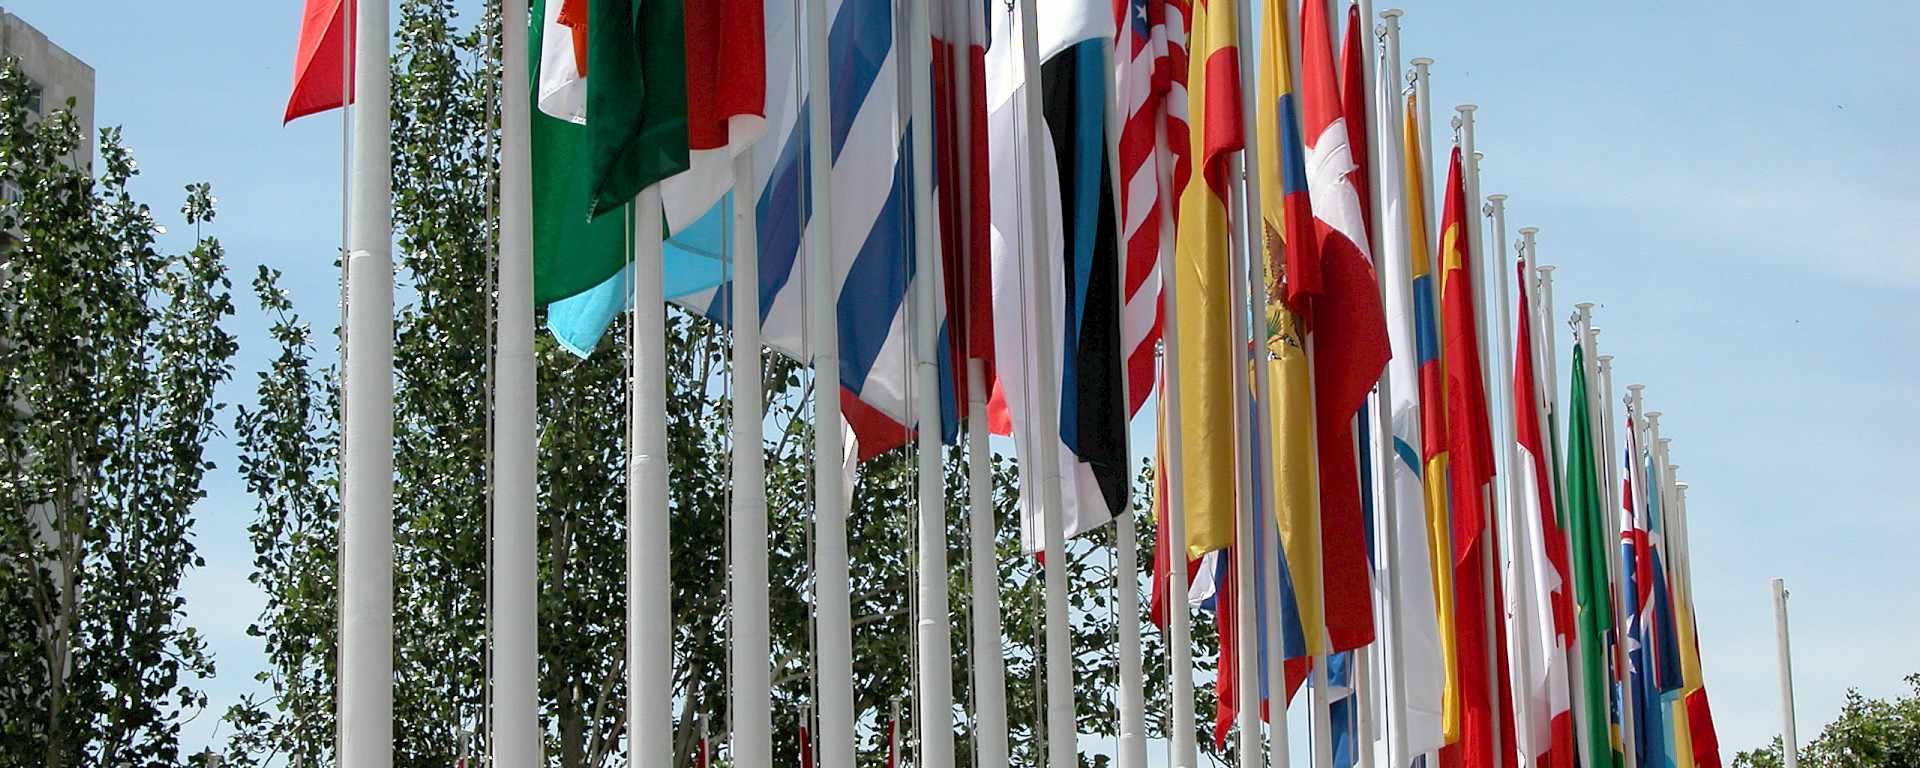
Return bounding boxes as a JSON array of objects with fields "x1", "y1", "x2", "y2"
[
  {"x1": 0, "y1": 57, "x2": 237, "y2": 767},
  {"x1": 224, "y1": 2, "x2": 1212, "y2": 767},
  {"x1": 1734, "y1": 675, "x2": 1920, "y2": 768}
]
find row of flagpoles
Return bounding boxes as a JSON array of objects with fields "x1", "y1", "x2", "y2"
[{"x1": 283, "y1": 0, "x2": 1731, "y2": 766}]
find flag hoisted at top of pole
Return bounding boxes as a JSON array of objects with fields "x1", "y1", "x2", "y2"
[
  {"x1": 1168, "y1": 0, "x2": 1242, "y2": 560},
  {"x1": 1512, "y1": 253, "x2": 1577, "y2": 768},
  {"x1": 1297, "y1": 0, "x2": 1389, "y2": 654},
  {"x1": 1114, "y1": 0, "x2": 1189, "y2": 417},
  {"x1": 1373, "y1": 11, "x2": 1448, "y2": 758},
  {"x1": 284, "y1": 0, "x2": 352, "y2": 122}
]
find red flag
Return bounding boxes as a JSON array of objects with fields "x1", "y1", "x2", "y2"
[
  {"x1": 1436, "y1": 147, "x2": 1516, "y2": 768},
  {"x1": 1297, "y1": 0, "x2": 1390, "y2": 654},
  {"x1": 284, "y1": 0, "x2": 353, "y2": 123},
  {"x1": 1514, "y1": 258, "x2": 1579, "y2": 768},
  {"x1": 1685, "y1": 688, "x2": 1724, "y2": 768}
]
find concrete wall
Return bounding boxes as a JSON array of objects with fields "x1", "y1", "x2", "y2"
[{"x1": 0, "y1": 5, "x2": 94, "y2": 163}]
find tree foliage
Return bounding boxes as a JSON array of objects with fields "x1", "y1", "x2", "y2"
[
  {"x1": 1734, "y1": 675, "x2": 1920, "y2": 768},
  {"x1": 0, "y1": 57, "x2": 236, "y2": 767}
]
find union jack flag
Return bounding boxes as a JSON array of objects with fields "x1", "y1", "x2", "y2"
[{"x1": 1114, "y1": 0, "x2": 1191, "y2": 415}]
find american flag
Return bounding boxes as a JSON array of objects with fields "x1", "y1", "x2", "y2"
[{"x1": 1114, "y1": 0, "x2": 1191, "y2": 415}]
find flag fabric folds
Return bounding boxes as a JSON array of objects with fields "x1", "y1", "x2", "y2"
[
  {"x1": 1297, "y1": 0, "x2": 1389, "y2": 654},
  {"x1": 1566, "y1": 342, "x2": 1620, "y2": 768},
  {"x1": 1374, "y1": 61, "x2": 1448, "y2": 761},
  {"x1": 1254, "y1": 0, "x2": 1326, "y2": 662},
  {"x1": 985, "y1": 0, "x2": 1125, "y2": 549},
  {"x1": 284, "y1": 0, "x2": 352, "y2": 123},
  {"x1": 1166, "y1": 0, "x2": 1240, "y2": 559},
  {"x1": 1114, "y1": 0, "x2": 1190, "y2": 415},
  {"x1": 1514, "y1": 260, "x2": 1577, "y2": 768},
  {"x1": 584, "y1": 0, "x2": 689, "y2": 218},
  {"x1": 1436, "y1": 145, "x2": 1516, "y2": 768}
]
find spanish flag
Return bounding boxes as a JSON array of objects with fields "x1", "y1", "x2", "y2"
[{"x1": 1170, "y1": 0, "x2": 1242, "y2": 559}]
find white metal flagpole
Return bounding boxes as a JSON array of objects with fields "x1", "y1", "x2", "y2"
[
  {"x1": 1486, "y1": 193, "x2": 1534, "y2": 767},
  {"x1": 730, "y1": 142, "x2": 774, "y2": 768},
  {"x1": 629, "y1": 185, "x2": 673, "y2": 768},
  {"x1": 1010, "y1": 0, "x2": 1077, "y2": 764},
  {"x1": 339, "y1": 0, "x2": 393, "y2": 759},
  {"x1": 493, "y1": 1, "x2": 539, "y2": 765},
  {"x1": 952, "y1": 0, "x2": 1010, "y2": 763},
  {"x1": 908, "y1": 0, "x2": 957, "y2": 762},
  {"x1": 1774, "y1": 578, "x2": 1799, "y2": 768},
  {"x1": 803, "y1": 0, "x2": 855, "y2": 763},
  {"x1": 1161, "y1": 230, "x2": 1200, "y2": 768},
  {"x1": 966, "y1": 357, "x2": 1010, "y2": 768},
  {"x1": 1104, "y1": 18, "x2": 1149, "y2": 768},
  {"x1": 1228, "y1": 1, "x2": 1272, "y2": 764},
  {"x1": 1594, "y1": 348, "x2": 1638, "y2": 768}
]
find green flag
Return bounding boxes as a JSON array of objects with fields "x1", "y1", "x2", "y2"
[
  {"x1": 587, "y1": 0, "x2": 689, "y2": 218},
  {"x1": 530, "y1": 0, "x2": 629, "y2": 307},
  {"x1": 1565, "y1": 342, "x2": 1621, "y2": 768}
]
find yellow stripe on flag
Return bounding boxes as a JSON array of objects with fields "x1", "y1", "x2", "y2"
[{"x1": 1172, "y1": 0, "x2": 1240, "y2": 559}]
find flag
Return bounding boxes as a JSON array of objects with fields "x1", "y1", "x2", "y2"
[
  {"x1": 1375, "y1": 68, "x2": 1448, "y2": 760},
  {"x1": 1253, "y1": 0, "x2": 1325, "y2": 662},
  {"x1": 1620, "y1": 416, "x2": 1668, "y2": 768},
  {"x1": 1167, "y1": 0, "x2": 1240, "y2": 558},
  {"x1": 1402, "y1": 91, "x2": 1465, "y2": 748},
  {"x1": 530, "y1": 0, "x2": 629, "y2": 310},
  {"x1": 1297, "y1": 0, "x2": 1390, "y2": 653},
  {"x1": 1436, "y1": 146, "x2": 1515, "y2": 768},
  {"x1": 535, "y1": 0, "x2": 766, "y2": 323},
  {"x1": 1514, "y1": 258, "x2": 1577, "y2": 768},
  {"x1": 934, "y1": 0, "x2": 993, "y2": 383},
  {"x1": 546, "y1": 0, "x2": 952, "y2": 461},
  {"x1": 984, "y1": 0, "x2": 1125, "y2": 549},
  {"x1": 585, "y1": 0, "x2": 690, "y2": 218},
  {"x1": 284, "y1": 0, "x2": 352, "y2": 123},
  {"x1": 1113, "y1": 0, "x2": 1191, "y2": 415},
  {"x1": 1565, "y1": 342, "x2": 1620, "y2": 768},
  {"x1": 1046, "y1": 37, "x2": 1132, "y2": 531}
]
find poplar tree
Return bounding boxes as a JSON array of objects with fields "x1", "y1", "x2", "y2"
[{"x1": 0, "y1": 58, "x2": 236, "y2": 767}]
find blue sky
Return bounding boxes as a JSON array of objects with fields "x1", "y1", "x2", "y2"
[{"x1": 5, "y1": 0, "x2": 1916, "y2": 762}]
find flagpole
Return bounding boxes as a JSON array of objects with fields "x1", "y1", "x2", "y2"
[
  {"x1": 730, "y1": 140, "x2": 775, "y2": 768},
  {"x1": 1595, "y1": 348, "x2": 1639, "y2": 768},
  {"x1": 1375, "y1": 12, "x2": 1419, "y2": 768},
  {"x1": 1455, "y1": 104, "x2": 1507, "y2": 768},
  {"x1": 1228, "y1": 2, "x2": 1277, "y2": 765},
  {"x1": 1368, "y1": 10, "x2": 1417, "y2": 768},
  {"x1": 1011, "y1": 0, "x2": 1077, "y2": 764},
  {"x1": 1486, "y1": 192, "x2": 1533, "y2": 768},
  {"x1": 803, "y1": 0, "x2": 856, "y2": 763},
  {"x1": 966, "y1": 359, "x2": 1010, "y2": 768},
  {"x1": 1102, "y1": 18, "x2": 1149, "y2": 768},
  {"x1": 1570, "y1": 304, "x2": 1600, "y2": 768},
  {"x1": 907, "y1": 0, "x2": 958, "y2": 761},
  {"x1": 493, "y1": 0, "x2": 540, "y2": 765},
  {"x1": 624, "y1": 186, "x2": 673, "y2": 768},
  {"x1": 1161, "y1": 227, "x2": 1200, "y2": 768},
  {"x1": 1227, "y1": 137, "x2": 1265, "y2": 768},
  {"x1": 1773, "y1": 578, "x2": 1800, "y2": 768},
  {"x1": 338, "y1": 0, "x2": 393, "y2": 759},
  {"x1": 1408, "y1": 58, "x2": 1435, "y2": 248},
  {"x1": 1281, "y1": 7, "x2": 1335, "y2": 768},
  {"x1": 954, "y1": 0, "x2": 1010, "y2": 762}
]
